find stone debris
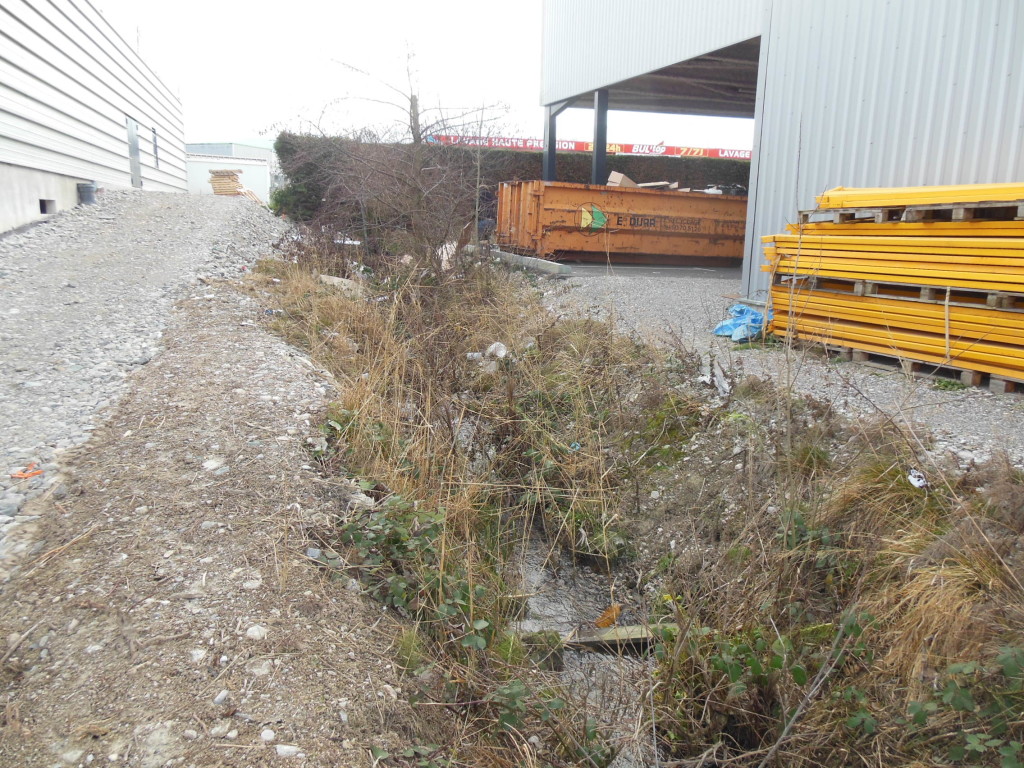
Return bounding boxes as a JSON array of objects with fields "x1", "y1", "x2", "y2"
[{"x1": 318, "y1": 274, "x2": 365, "y2": 297}]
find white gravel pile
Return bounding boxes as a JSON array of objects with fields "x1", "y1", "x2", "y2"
[
  {"x1": 554, "y1": 264, "x2": 1024, "y2": 468},
  {"x1": 0, "y1": 190, "x2": 288, "y2": 525}
]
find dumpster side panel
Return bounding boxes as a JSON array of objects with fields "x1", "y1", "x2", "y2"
[{"x1": 496, "y1": 180, "x2": 747, "y2": 264}]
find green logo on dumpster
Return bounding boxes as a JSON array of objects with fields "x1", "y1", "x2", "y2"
[{"x1": 578, "y1": 203, "x2": 608, "y2": 235}]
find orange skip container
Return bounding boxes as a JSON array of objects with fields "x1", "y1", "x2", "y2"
[{"x1": 496, "y1": 180, "x2": 747, "y2": 265}]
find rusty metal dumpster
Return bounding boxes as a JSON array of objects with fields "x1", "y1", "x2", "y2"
[{"x1": 496, "y1": 180, "x2": 747, "y2": 265}]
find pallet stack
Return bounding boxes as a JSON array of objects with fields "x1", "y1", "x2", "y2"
[
  {"x1": 208, "y1": 169, "x2": 243, "y2": 196},
  {"x1": 206, "y1": 170, "x2": 266, "y2": 205},
  {"x1": 764, "y1": 183, "x2": 1024, "y2": 391}
]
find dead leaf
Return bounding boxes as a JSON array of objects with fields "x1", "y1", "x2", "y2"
[{"x1": 595, "y1": 603, "x2": 622, "y2": 628}]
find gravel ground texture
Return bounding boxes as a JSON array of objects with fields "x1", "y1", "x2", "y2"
[
  {"x1": 0, "y1": 191, "x2": 288, "y2": 527},
  {"x1": 0, "y1": 192, "x2": 438, "y2": 766},
  {"x1": 550, "y1": 262, "x2": 1024, "y2": 468}
]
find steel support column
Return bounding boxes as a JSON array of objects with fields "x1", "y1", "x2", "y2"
[
  {"x1": 542, "y1": 100, "x2": 572, "y2": 182},
  {"x1": 591, "y1": 88, "x2": 609, "y2": 185}
]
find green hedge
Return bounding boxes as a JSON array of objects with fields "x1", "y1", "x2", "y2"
[{"x1": 273, "y1": 132, "x2": 750, "y2": 222}]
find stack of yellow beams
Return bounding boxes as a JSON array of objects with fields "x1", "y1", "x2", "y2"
[
  {"x1": 765, "y1": 183, "x2": 1024, "y2": 382},
  {"x1": 816, "y1": 183, "x2": 1024, "y2": 208}
]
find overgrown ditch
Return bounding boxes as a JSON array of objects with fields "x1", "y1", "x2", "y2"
[{"x1": 251, "y1": 239, "x2": 1024, "y2": 767}]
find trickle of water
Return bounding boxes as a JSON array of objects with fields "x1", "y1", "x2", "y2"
[
  {"x1": 513, "y1": 536, "x2": 616, "y2": 634},
  {"x1": 511, "y1": 537, "x2": 659, "y2": 768}
]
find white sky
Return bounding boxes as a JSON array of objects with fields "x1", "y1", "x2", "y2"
[{"x1": 94, "y1": 0, "x2": 754, "y2": 150}]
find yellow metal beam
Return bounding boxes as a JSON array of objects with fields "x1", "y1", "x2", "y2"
[
  {"x1": 764, "y1": 256, "x2": 1024, "y2": 291},
  {"x1": 815, "y1": 183, "x2": 1024, "y2": 209},
  {"x1": 768, "y1": 234, "x2": 1024, "y2": 256},
  {"x1": 786, "y1": 221, "x2": 1024, "y2": 238},
  {"x1": 771, "y1": 291, "x2": 1024, "y2": 346},
  {"x1": 772, "y1": 315, "x2": 1024, "y2": 370},
  {"x1": 768, "y1": 246, "x2": 1024, "y2": 268}
]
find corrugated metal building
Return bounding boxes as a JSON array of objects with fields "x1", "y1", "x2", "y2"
[
  {"x1": 541, "y1": 0, "x2": 1024, "y2": 300},
  {"x1": 0, "y1": 0, "x2": 186, "y2": 233}
]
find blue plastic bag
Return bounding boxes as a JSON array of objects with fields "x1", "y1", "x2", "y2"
[{"x1": 713, "y1": 304, "x2": 769, "y2": 342}]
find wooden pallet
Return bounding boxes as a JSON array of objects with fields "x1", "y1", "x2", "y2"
[
  {"x1": 838, "y1": 346, "x2": 1022, "y2": 392},
  {"x1": 781, "y1": 336, "x2": 1022, "y2": 393},
  {"x1": 208, "y1": 169, "x2": 243, "y2": 196},
  {"x1": 799, "y1": 199, "x2": 1024, "y2": 226}
]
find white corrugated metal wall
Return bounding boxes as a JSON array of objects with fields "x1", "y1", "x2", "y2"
[
  {"x1": 541, "y1": 0, "x2": 764, "y2": 105},
  {"x1": 742, "y1": 0, "x2": 1024, "y2": 299},
  {"x1": 0, "y1": 0, "x2": 185, "y2": 229}
]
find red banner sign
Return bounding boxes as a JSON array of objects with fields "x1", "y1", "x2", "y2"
[{"x1": 428, "y1": 135, "x2": 751, "y2": 160}]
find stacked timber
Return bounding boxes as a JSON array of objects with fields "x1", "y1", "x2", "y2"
[
  {"x1": 764, "y1": 183, "x2": 1024, "y2": 391},
  {"x1": 208, "y1": 169, "x2": 243, "y2": 196}
]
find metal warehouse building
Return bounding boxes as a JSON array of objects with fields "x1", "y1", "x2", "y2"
[
  {"x1": 541, "y1": 0, "x2": 1024, "y2": 300},
  {"x1": 1, "y1": 0, "x2": 186, "y2": 233}
]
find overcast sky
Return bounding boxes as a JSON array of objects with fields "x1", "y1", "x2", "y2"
[{"x1": 94, "y1": 0, "x2": 754, "y2": 150}]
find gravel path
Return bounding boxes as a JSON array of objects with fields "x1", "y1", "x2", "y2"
[
  {"x1": 0, "y1": 274, "x2": 426, "y2": 767},
  {"x1": 0, "y1": 191, "x2": 287, "y2": 529},
  {"x1": 0, "y1": 191, "x2": 442, "y2": 765},
  {"x1": 552, "y1": 263, "x2": 1024, "y2": 467}
]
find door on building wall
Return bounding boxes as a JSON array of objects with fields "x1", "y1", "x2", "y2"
[{"x1": 126, "y1": 117, "x2": 142, "y2": 188}]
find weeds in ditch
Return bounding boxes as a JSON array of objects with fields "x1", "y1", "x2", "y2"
[
  {"x1": 253, "y1": 243, "x2": 709, "y2": 764},
  {"x1": 254, "y1": 239, "x2": 1024, "y2": 766},
  {"x1": 649, "y1": 387, "x2": 1024, "y2": 765}
]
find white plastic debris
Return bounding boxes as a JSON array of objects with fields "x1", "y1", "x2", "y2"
[
  {"x1": 484, "y1": 342, "x2": 508, "y2": 359},
  {"x1": 908, "y1": 468, "x2": 928, "y2": 489}
]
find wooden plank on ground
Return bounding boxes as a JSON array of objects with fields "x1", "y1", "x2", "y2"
[{"x1": 563, "y1": 623, "x2": 677, "y2": 653}]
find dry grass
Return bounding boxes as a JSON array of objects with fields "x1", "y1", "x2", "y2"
[
  {"x1": 257, "y1": 242, "x2": 1024, "y2": 767},
  {"x1": 254, "y1": 245, "x2": 706, "y2": 763}
]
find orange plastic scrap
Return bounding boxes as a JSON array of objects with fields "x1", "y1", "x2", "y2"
[
  {"x1": 594, "y1": 603, "x2": 623, "y2": 628},
  {"x1": 10, "y1": 462, "x2": 43, "y2": 479}
]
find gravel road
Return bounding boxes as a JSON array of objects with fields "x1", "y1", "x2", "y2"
[
  {"x1": 553, "y1": 263, "x2": 1024, "y2": 468},
  {"x1": 0, "y1": 190, "x2": 287, "y2": 529}
]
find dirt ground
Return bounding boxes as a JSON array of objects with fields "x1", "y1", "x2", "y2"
[{"x1": 0, "y1": 282, "x2": 444, "y2": 767}]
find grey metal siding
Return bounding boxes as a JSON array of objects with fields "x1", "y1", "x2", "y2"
[
  {"x1": 186, "y1": 142, "x2": 235, "y2": 157},
  {"x1": 541, "y1": 0, "x2": 765, "y2": 105},
  {"x1": 742, "y1": 0, "x2": 1024, "y2": 299},
  {"x1": 0, "y1": 0, "x2": 186, "y2": 192},
  {"x1": 186, "y1": 143, "x2": 273, "y2": 162}
]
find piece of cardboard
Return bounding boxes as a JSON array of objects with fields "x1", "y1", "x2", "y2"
[{"x1": 607, "y1": 171, "x2": 638, "y2": 188}]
